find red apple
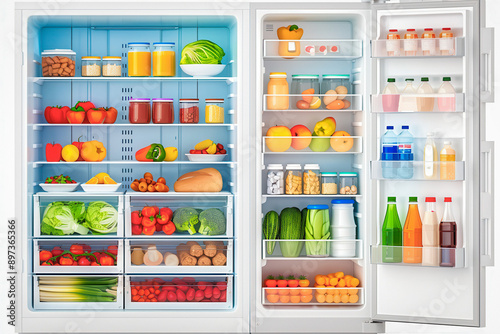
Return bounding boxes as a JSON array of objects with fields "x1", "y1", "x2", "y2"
[
  {"x1": 290, "y1": 125, "x2": 312, "y2": 150},
  {"x1": 265, "y1": 126, "x2": 292, "y2": 152}
]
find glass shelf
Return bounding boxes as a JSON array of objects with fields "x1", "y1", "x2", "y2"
[
  {"x1": 263, "y1": 136, "x2": 362, "y2": 154},
  {"x1": 371, "y1": 37, "x2": 464, "y2": 58},
  {"x1": 263, "y1": 94, "x2": 362, "y2": 112},
  {"x1": 370, "y1": 245, "x2": 465, "y2": 268},
  {"x1": 370, "y1": 160, "x2": 465, "y2": 181},
  {"x1": 371, "y1": 93, "x2": 464, "y2": 113},
  {"x1": 263, "y1": 239, "x2": 362, "y2": 260},
  {"x1": 263, "y1": 39, "x2": 363, "y2": 59}
]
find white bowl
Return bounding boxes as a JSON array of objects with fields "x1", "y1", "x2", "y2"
[
  {"x1": 39, "y1": 183, "x2": 80, "y2": 192},
  {"x1": 180, "y1": 64, "x2": 226, "y2": 77},
  {"x1": 185, "y1": 154, "x2": 227, "y2": 162},
  {"x1": 80, "y1": 183, "x2": 122, "y2": 193}
]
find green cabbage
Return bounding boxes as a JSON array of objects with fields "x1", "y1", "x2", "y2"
[
  {"x1": 180, "y1": 40, "x2": 225, "y2": 65},
  {"x1": 41, "y1": 201, "x2": 89, "y2": 235},
  {"x1": 83, "y1": 201, "x2": 118, "y2": 235}
]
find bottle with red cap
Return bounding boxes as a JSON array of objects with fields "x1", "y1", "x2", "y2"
[
  {"x1": 422, "y1": 197, "x2": 440, "y2": 266},
  {"x1": 386, "y1": 29, "x2": 401, "y2": 56},
  {"x1": 440, "y1": 197, "x2": 457, "y2": 267},
  {"x1": 403, "y1": 29, "x2": 418, "y2": 56},
  {"x1": 439, "y1": 28, "x2": 455, "y2": 55},
  {"x1": 421, "y1": 28, "x2": 436, "y2": 56}
]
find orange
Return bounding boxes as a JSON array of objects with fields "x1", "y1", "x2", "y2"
[
  {"x1": 103, "y1": 176, "x2": 117, "y2": 184},
  {"x1": 289, "y1": 289, "x2": 300, "y2": 296},
  {"x1": 341, "y1": 294, "x2": 349, "y2": 303},
  {"x1": 279, "y1": 295, "x2": 290, "y2": 303},
  {"x1": 333, "y1": 294, "x2": 341, "y2": 303},
  {"x1": 300, "y1": 294, "x2": 313, "y2": 303},
  {"x1": 325, "y1": 294, "x2": 334, "y2": 303},
  {"x1": 315, "y1": 293, "x2": 326, "y2": 303},
  {"x1": 302, "y1": 88, "x2": 315, "y2": 103},
  {"x1": 266, "y1": 294, "x2": 279, "y2": 303},
  {"x1": 86, "y1": 177, "x2": 99, "y2": 184},
  {"x1": 326, "y1": 100, "x2": 345, "y2": 110},
  {"x1": 349, "y1": 294, "x2": 359, "y2": 303},
  {"x1": 290, "y1": 295, "x2": 301, "y2": 303}
]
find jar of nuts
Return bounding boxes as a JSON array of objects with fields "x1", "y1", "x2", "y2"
[
  {"x1": 81, "y1": 56, "x2": 102, "y2": 77},
  {"x1": 339, "y1": 172, "x2": 358, "y2": 195},
  {"x1": 102, "y1": 57, "x2": 122, "y2": 77},
  {"x1": 303, "y1": 164, "x2": 320, "y2": 195},
  {"x1": 267, "y1": 164, "x2": 284, "y2": 195},
  {"x1": 285, "y1": 164, "x2": 302, "y2": 195},
  {"x1": 321, "y1": 172, "x2": 338, "y2": 195},
  {"x1": 41, "y1": 49, "x2": 76, "y2": 77}
]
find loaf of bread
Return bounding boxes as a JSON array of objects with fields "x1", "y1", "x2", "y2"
[{"x1": 174, "y1": 168, "x2": 223, "y2": 192}]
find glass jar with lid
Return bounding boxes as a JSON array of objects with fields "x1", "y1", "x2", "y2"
[
  {"x1": 321, "y1": 74, "x2": 351, "y2": 110},
  {"x1": 152, "y1": 42, "x2": 175, "y2": 77},
  {"x1": 128, "y1": 42, "x2": 151, "y2": 77},
  {"x1": 102, "y1": 57, "x2": 122, "y2": 77},
  {"x1": 267, "y1": 72, "x2": 289, "y2": 110},
  {"x1": 152, "y1": 98, "x2": 174, "y2": 124},
  {"x1": 285, "y1": 164, "x2": 302, "y2": 195},
  {"x1": 81, "y1": 57, "x2": 101, "y2": 77},
  {"x1": 179, "y1": 99, "x2": 199, "y2": 123},
  {"x1": 321, "y1": 172, "x2": 338, "y2": 195},
  {"x1": 41, "y1": 49, "x2": 76, "y2": 77},
  {"x1": 339, "y1": 172, "x2": 358, "y2": 195},
  {"x1": 129, "y1": 98, "x2": 151, "y2": 124},
  {"x1": 291, "y1": 75, "x2": 320, "y2": 110},
  {"x1": 303, "y1": 164, "x2": 321, "y2": 195},
  {"x1": 267, "y1": 164, "x2": 284, "y2": 195},
  {"x1": 205, "y1": 99, "x2": 224, "y2": 123}
]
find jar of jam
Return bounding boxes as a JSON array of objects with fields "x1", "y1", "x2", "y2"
[
  {"x1": 129, "y1": 98, "x2": 151, "y2": 124},
  {"x1": 205, "y1": 99, "x2": 224, "y2": 123},
  {"x1": 152, "y1": 98, "x2": 174, "y2": 124},
  {"x1": 179, "y1": 99, "x2": 199, "y2": 123}
]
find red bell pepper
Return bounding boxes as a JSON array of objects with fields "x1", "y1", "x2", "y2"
[
  {"x1": 103, "y1": 107, "x2": 118, "y2": 124},
  {"x1": 160, "y1": 207, "x2": 173, "y2": 222},
  {"x1": 75, "y1": 101, "x2": 95, "y2": 111},
  {"x1": 44, "y1": 106, "x2": 70, "y2": 124},
  {"x1": 71, "y1": 136, "x2": 85, "y2": 161},
  {"x1": 162, "y1": 221, "x2": 176, "y2": 235},
  {"x1": 45, "y1": 143, "x2": 62, "y2": 162},
  {"x1": 156, "y1": 213, "x2": 168, "y2": 225},
  {"x1": 135, "y1": 145, "x2": 153, "y2": 162},
  {"x1": 66, "y1": 106, "x2": 86, "y2": 124},
  {"x1": 87, "y1": 108, "x2": 107, "y2": 124}
]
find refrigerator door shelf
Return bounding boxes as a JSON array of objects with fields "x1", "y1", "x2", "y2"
[
  {"x1": 370, "y1": 245, "x2": 466, "y2": 268},
  {"x1": 263, "y1": 239, "x2": 363, "y2": 260},
  {"x1": 371, "y1": 93, "x2": 464, "y2": 113},
  {"x1": 263, "y1": 136, "x2": 363, "y2": 154},
  {"x1": 372, "y1": 37, "x2": 464, "y2": 58},
  {"x1": 370, "y1": 160, "x2": 465, "y2": 181},
  {"x1": 263, "y1": 94, "x2": 363, "y2": 112},
  {"x1": 33, "y1": 239, "x2": 124, "y2": 274},
  {"x1": 264, "y1": 39, "x2": 363, "y2": 59},
  {"x1": 262, "y1": 287, "x2": 364, "y2": 306},
  {"x1": 125, "y1": 239, "x2": 233, "y2": 273}
]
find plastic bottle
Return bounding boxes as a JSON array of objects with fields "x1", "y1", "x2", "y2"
[
  {"x1": 417, "y1": 77, "x2": 435, "y2": 112},
  {"x1": 437, "y1": 77, "x2": 456, "y2": 112},
  {"x1": 440, "y1": 197, "x2": 457, "y2": 267},
  {"x1": 440, "y1": 141, "x2": 456, "y2": 180},
  {"x1": 381, "y1": 126, "x2": 398, "y2": 179},
  {"x1": 382, "y1": 78, "x2": 400, "y2": 112},
  {"x1": 422, "y1": 197, "x2": 440, "y2": 266},
  {"x1": 382, "y1": 197, "x2": 402, "y2": 263},
  {"x1": 403, "y1": 197, "x2": 422, "y2": 263},
  {"x1": 398, "y1": 78, "x2": 418, "y2": 112},
  {"x1": 421, "y1": 28, "x2": 436, "y2": 56},
  {"x1": 403, "y1": 29, "x2": 418, "y2": 56},
  {"x1": 386, "y1": 29, "x2": 401, "y2": 56},
  {"x1": 439, "y1": 28, "x2": 454, "y2": 55},
  {"x1": 397, "y1": 125, "x2": 414, "y2": 179},
  {"x1": 423, "y1": 132, "x2": 438, "y2": 179}
]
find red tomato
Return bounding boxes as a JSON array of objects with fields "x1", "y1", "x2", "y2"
[
  {"x1": 107, "y1": 245, "x2": 118, "y2": 256},
  {"x1": 143, "y1": 225, "x2": 156, "y2": 235},
  {"x1": 155, "y1": 223, "x2": 163, "y2": 232},
  {"x1": 39, "y1": 250, "x2": 53, "y2": 262},
  {"x1": 103, "y1": 107, "x2": 118, "y2": 124},
  {"x1": 70, "y1": 244, "x2": 84, "y2": 255},
  {"x1": 131, "y1": 210, "x2": 142, "y2": 225},
  {"x1": 132, "y1": 224, "x2": 143, "y2": 235},
  {"x1": 99, "y1": 255, "x2": 115, "y2": 266},
  {"x1": 152, "y1": 206, "x2": 160, "y2": 215},
  {"x1": 77, "y1": 257, "x2": 91, "y2": 266},
  {"x1": 87, "y1": 108, "x2": 107, "y2": 124},
  {"x1": 51, "y1": 247, "x2": 63, "y2": 256},
  {"x1": 141, "y1": 206, "x2": 156, "y2": 217},
  {"x1": 160, "y1": 207, "x2": 173, "y2": 221},
  {"x1": 80, "y1": 244, "x2": 91, "y2": 253},
  {"x1": 156, "y1": 213, "x2": 168, "y2": 225},
  {"x1": 142, "y1": 216, "x2": 156, "y2": 227}
]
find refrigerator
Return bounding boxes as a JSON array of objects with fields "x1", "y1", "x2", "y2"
[{"x1": 14, "y1": 1, "x2": 494, "y2": 333}]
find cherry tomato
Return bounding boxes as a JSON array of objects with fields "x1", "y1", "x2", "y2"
[{"x1": 107, "y1": 245, "x2": 118, "y2": 256}]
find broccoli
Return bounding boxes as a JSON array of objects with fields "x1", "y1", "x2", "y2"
[
  {"x1": 198, "y1": 208, "x2": 226, "y2": 236},
  {"x1": 172, "y1": 208, "x2": 200, "y2": 234}
]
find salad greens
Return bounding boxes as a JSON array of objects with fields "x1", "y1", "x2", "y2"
[
  {"x1": 180, "y1": 40, "x2": 225, "y2": 65},
  {"x1": 41, "y1": 201, "x2": 89, "y2": 235},
  {"x1": 83, "y1": 201, "x2": 118, "y2": 234},
  {"x1": 305, "y1": 208, "x2": 331, "y2": 256}
]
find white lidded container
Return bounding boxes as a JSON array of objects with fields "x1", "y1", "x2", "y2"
[
  {"x1": 303, "y1": 163, "x2": 320, "y2": 195},
  {"x1": 331, "y1": 199, "x2": 357, "y2": 257},
  {"x1": 267, "y1": 164, "x2": 284, "y2": 195},
  {"x1": 285, "y1": 164, "x2": 302, "y2": 195}
]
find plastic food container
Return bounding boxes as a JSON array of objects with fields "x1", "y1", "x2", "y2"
[
  {"x1": 41, "y1": 49, "x2": 76, "y2": 77},
  {"x1": 102, "y1": 57, "x2": 122, "y2": 77},
  {"x1": 303, "y1": 164, "x2": 320, "y2": 195},
  {"x1": 285, "y1": 164, "x2": 302, "y2": 195},
  {"x1": 339, "y1": 172, "x2": 358, "y2": 195},
  {"x1": 330, "y1": 199, "x2": 357, "y2": 258},
  {"x1": 321, "y1": 172, "x2": 338, "y2": 195},
  {"x1": 267, "y1": 164, "x2": 284, "y2": 195},
  {"x1": 267, "y1": 72, "x2": 289, "y2": 110},
  {"x1": 179, "y1": 99, "x2": 199, "y2": 123},
  {"x1": 128, "y1": 42, "x2": 151, "y2": 77},
  {"x1": 152, "y1": 98, "x2": 174, "y2": 124},
  {"x1": 321, "y1": 75, "x2": 351, "y2": 110},
  {"x1": 129, "y1": 98, "x2": 151, "y2": 124},
  {"x1": 81, "y1": 56, "x2": 101, "y2": 77},
  {"x1": 152, "y1": 42, "x2": 175, "y2": 77},
  {"x1": 205, "y1": 99, "x2": 224, "y2": 123},
  {"x1": 291, "y1": 75, "x2": 320, "y2": 110},
  {"x1": 305, "y1": 204, "x2": 331, "y2": 257}
]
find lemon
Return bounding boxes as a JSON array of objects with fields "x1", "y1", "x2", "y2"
[
  {"x1": 309, "y1": 97, "x2": 321, "y2": 109},
  {"x1": 61, "y1": 144, "x2": 79, "y2": 162},
  {"x1": 164, "y1": 147, "x2": 178, "y2": 161}
]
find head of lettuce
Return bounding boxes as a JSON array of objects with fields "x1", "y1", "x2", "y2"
[
  {"x1": 180, "y1": 40, "x2": 225, "y2": 65},
  {"x1": 83, "y1": 201, "x2": 118, "y2": 235}
]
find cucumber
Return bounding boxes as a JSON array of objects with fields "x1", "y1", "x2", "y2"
[
  {"x1": 279, "y1": 207, "x2": 304, "y2": 257},
  {"x1": 263, "y1": 211, "x2": 279, "y2": 255}
]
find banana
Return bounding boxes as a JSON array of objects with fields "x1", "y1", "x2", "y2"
[
  {"x1": 194, "y1": 139, "x2": 213, "y2": 151},
  {"x1": 206, "y1": 143, "x2": 217, "y2": 154}
]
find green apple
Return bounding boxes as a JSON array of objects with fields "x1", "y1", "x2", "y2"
[{"x1": 309, "y1": 132, "x2": 330, "y2": 152}]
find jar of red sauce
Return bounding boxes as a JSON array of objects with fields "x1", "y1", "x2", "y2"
[
  {"x1": 129, "y1": 98, "x2": 151, "y2": 124},
  {"x1": 152, "y1": 98, "x2": 174, "y2": 124},
  {"x1": 179, "y1": 99, "x2": 199, "y2": 123}
]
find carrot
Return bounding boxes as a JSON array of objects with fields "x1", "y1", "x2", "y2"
[
  {"x1": 300, "y1": 294, "x2": 313, "y2": 303},
  {"x1": 341, "y1": 294, "x2": 349, "y2": 303},
  {"x1": 267, "y1": 294, "x2": 279, "y2": 303},
  {"x1": 279, "y1": 295, "x2": 290, "y2": 303},
  {"x1": 350, "y1": 278, "x2": 360, "y2": 287},
  {"x1": 325, "y1": 294, "x2": 334, "y2": 303},
  {"x1": 334, "y1": 271, "x2": 344, "y2": 279},
  {"x1": 315, "y1": 293, "x2": 326, "y2": 303},
  {"x1": 349, "y1": 294, "x2": 359, "y2": 303},
  {"x1": 290, "y1": 295, "x2": 301, "y2": 303},
  {"x1": 314, "y1": 274, "x2": 326, "y2": 285},
  {"x1": 314, "y1": 284, "x2": 326, "y2": 294},
  {"x1": 298, "y1": 276, "x2": 310, "y2": 287},
  {"x1": 326, "y1": 287, "x2": 336, "y2": 295},
  {"x1": 339, "y1": 289, "x2": 348, "y2": 295},
  {"x1": 337, "y1": 279, "x2": 346, "y2": 287},
  {"x1": 347, "y1": 289, "x2": 358, "y2": 295},
  {"x1": 329, "y1": 277, "x2": 339, "y2": 286}
]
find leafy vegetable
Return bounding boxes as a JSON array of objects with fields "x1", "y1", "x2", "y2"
[
  {"x1": 42, "y1": 202, "x2": 89, "y2": 235},
  {"x1": 38, "y1": 276, "x2": 118, "y2": 302},
  {"x1": 305, "y1": 208, "x2": 331, "y2": 256},
  {"x1": 83, "y1": 201, "x2": 118, "y2": 234},
  {"x1": 198, "y1": 208, "x2": 226, "y2": 235},
  {"x1": 172, "y1": 207, "x2": 200, "y2": 234},
  {"x1": 180, "y1": 40, "x2": 225, "y2": 65}
]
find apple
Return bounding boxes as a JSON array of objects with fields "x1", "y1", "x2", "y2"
[
  {"x1": 309, "y1": 132, "x2": 330, "y2": 152},
  {"x1": 290, "y1": 125, "x2": 312, "y2": 150},
  {"x1": 330, "y1": 130, "x2": 354, "y2": 152},
  {"x1": 265, "y1": 126, "x2": 292, "y2": 152}
]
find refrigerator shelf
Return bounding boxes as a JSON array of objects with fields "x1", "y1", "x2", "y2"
[
  {"x1": 125, "y1": 190, "x2": 233, "y2": 197},
  {"x1": 263, "y1": 136, "x2": 362, "y2": 154},
  {"x1": 263, "y1": 239, "x2": 362, "y2": 260},
  {"x1": 263, "y1": 39, "x2": 363, "y2": 59},
  {"x1": 33, "y1": 161, "x2": 235, "y2": 165},
  {"x1": 371, "y1": 93, "x2": 464, "y2": 113},
  {"x1": 370, "y1": 160, "x2": 465, "y2": 181},
  {"x1": 370, "y1": 245, "x2": 465, "y2": 268},
  {"x1": 263, "y1": 94, "x2": 362, "y2": 112},
  {"x1": 262, "y1": 194, "x2": 362, "y2": 199},
  {"x1": 31, "y1": 76, "x2": 237, "y2": 84},
  {"x1": 371, "y1": 37, "x2": 464, "y2": 58},
  {"x1": 261, "y1": 287, "x2": 364, "y2": 306},
  {"x1": 31, "y1": 123, "x2": 237, "y2": 128}
]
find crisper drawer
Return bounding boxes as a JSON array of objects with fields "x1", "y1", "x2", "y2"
[
  {"x1": 125, "y1": 239, "x2": 233, "y2": 273},
  {"x1": 125, "y1": 275, "x2": 233, "y2": 310},
  {"x1": 33, "y1": 275, "x2": 123, "y2": 310},
  {"x1": 34, "y1": 193, "x2": 124, "y2": 237},
  {"x1": 125, "y1": 194, "x2": 233, "y2": 238},
  {"x1": 33, "y1": 239, "x2": 123, "y2": 273}
]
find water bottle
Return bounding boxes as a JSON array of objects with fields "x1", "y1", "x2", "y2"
[
  {"x1": 381, "y1": 126, "x2": 398, "y2": 179},
  {"x1": 397, "y1": 125, "x2": 414, "y2": 179}
]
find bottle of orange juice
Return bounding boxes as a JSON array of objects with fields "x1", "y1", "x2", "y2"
[
  {"x1": 403, "y1": 29, "x2": 418, "y2": 56},
  {"x1": 403, "y1": 197, "x2": 422, "y2": 263},
  {"x1": 440, "y1": 141, "x2": 456, "y2": 180},
  {"x1": 439, "y1": 28, "x2": 454, "y2": 55},
  {"x1": 267, "y1": 72, "x2": 289, "y2": 110},
  {"x1": 386, "y1": 29, "x2": 401, "y2": 56},
  {"x1": 421, "y1": 28, "x2": 436, "y2": 56}
]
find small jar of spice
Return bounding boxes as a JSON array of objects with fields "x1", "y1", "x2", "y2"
[{"x1": 179, "y1": 99, "x2": 199, "y2": 123}]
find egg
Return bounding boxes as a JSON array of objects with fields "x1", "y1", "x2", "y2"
[
  {"x1": 335, "y1": 85, "x2": 348, "y2": 100},
  {"x1": 296, "y1": 100, "x2": 310, "y2": 109},
  {"x1": 323, "y1": 89, "x2": 338, "y2": 105}
]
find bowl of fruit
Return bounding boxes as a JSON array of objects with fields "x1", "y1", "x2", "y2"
[
  {"x1": 80, "y1": 173, "x2": 122, "y2": 193},
  {"x1": 39, "y1": 175, "x2": 80, "y2": 192},
  {"x1": 185, "y1": 140, "x2": 227, "y2": 162}
]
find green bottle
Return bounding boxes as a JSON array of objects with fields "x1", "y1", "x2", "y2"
[{"x1": 382, "y1": 197, "x2": 402, "y2": 263}]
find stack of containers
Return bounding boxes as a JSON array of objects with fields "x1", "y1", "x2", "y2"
[{"x1": 330, "y1": 199, "x2": 357, "y2": 258}]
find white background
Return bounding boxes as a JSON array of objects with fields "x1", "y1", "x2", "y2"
[{"x1": 0, "y1": 0, "x2": 498, "y2": 333}]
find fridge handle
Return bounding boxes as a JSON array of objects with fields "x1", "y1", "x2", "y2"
[
  {"x1": 480, "y1": 27, "x2": 495, "y2": 103},
  {"x1": 480, "y1": 141, "x2": 494, "y2": 267}
]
